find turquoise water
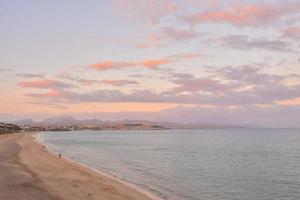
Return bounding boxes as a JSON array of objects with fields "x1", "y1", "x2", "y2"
[{"x1": 39, "y1": 129, "x2": 300, "y2": 200}]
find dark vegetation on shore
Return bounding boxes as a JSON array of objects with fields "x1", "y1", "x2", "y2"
[{"x1": 0, "y1": 122, "x2": 22, "y2": 134}]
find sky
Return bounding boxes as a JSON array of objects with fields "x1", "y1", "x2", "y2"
[{"x1": 0, "y1": 0, "x2": 300, "y2": 127}]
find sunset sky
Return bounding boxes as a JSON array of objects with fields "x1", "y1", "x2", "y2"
[{"x1": 1, "y1": 0, "x2": 300, "y2": 127}]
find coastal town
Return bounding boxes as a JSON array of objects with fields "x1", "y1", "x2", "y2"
[
  {"x1": 0, "y1": 115, "x2": 243, "y2": 134},
  {"x1": 0, "y1": 120, "x2": 166, "y2": 134},
  {"x1": 0, "y1": 122, "x2": 22, "y2": 134}
]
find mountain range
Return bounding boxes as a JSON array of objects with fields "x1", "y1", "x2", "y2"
[{"x1": 11, "y1": 115, "x2": 243, "y2": 129}]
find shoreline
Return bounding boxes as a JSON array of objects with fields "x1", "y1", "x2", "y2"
[
  {"x1": 33, "y1": 132, "x2": 164, "y2": 200},
  {"x1": 0, "y1": 133, "x2": 59, "y2": 200},
  {"x1": 15, "y1": 133, "x2": 162, "y2": 200}
]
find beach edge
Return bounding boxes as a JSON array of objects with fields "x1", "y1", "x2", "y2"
[{"x1": 19, "y1": 132, "x2": 163, "y2": 200}]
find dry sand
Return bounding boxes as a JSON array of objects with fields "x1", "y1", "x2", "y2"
[{"x1": 0, "y1": 133, "x2": 155, "y2": 200}]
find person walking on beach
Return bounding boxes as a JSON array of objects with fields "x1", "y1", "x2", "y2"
[{"x1": 58, "y1": 153, "x2": 61, "y2": 159}]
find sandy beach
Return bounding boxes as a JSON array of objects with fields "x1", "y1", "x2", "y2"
[{"x1": 0, "y1": 133, "x2": 154, "y2": 200}]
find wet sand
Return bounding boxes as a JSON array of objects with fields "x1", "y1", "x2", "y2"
[{"x1": 0, "y1": 133, "x2": 154, "y2": 200}]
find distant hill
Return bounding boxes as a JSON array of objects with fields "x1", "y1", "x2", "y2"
[
  {"x1": 41, "y1": 115, "x2": 78, "y2": 125},
  {"x1": 14, "y1": 118, "x2": 34, "y2": 126},
  {"x1": 13, "y1": 115, "x2": 243, "y2": 130},
  {"x1": 0, "y1": 122, "x2": 22, "y2": 134}
]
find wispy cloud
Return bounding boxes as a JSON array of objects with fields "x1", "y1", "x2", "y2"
[
  {"x1": 215, "y1": 35, "x2": 293, "y2": 52},
  {"x1": 281, "y1": 26, "x2": 300, "y2": 40},
  {"x1": 90, "y1": 58, "x2": 170, "y2": 71},
  {"x1": 156, "y1": 27, "x2": 200, "y2": 42},
  {"x1": 181, "y1": 1, "x2": 300, "y2": 27},
  {"x1": 136, "y1": 27, "x2": 202, "y2": 48},
  {"x1": 18, "y1": 79, "x2": 71, "y2": 89},
  {"x1": 213, "y1": 65, "x2": 283, "y2": 85},
  {"x1": 100, "y1": 79, "x2": 138, "y2": 86},
  {"x1": 74, "y1": 78, "x2": 138, "y2": 86},
  {"x1": 16, "y1": 73, "x2": 45, "y2": 78},
  {"x1": 24, "y1": 65, "x2": 300, "y2": 107},
  {"x1": 116, "y1": 0, "x2": 177, "y2": 25},
  {"x1": 58, "y1": 73, "x2": 139, "y2": 87},
  {"x1": 168, "y1": 53, "x2": 210, "y2": 60},
  {"x1": 173, "y1": 80, "x2": 235, "y2": 94},
  {"x1": 0, "y1": 68, "x2": 12, "y2": 73}
]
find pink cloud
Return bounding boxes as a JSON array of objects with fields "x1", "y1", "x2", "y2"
[
  {"x1": 45, "y1": 90, "x2": 63, "y2": 97},
  {"x1": 18, "y1": 79, "x2": 70, "y2": 89},
  {"x1": 117, "y1": 0, "x2": 177, "y2": 25},
  {"x1": 178, "y1": 53, "x2": 203, "y2": 59},
  {"x1": 140, "y1": 59, "x2": 169, "y2": 68},
  {"x1": 26, "y1": 90, "x2": 64, "y2": 99},
  {"x1": 22, "y1": 65, "x2": 300, "y2": 112},
  {"x1": 149, "y1": 33, "x2": 162, "y2": 46},
  {"x1": 90, "y1": 61, "x2": 132, "y2": 71},
  {"x1": 159, "y1": 27, "x2": 199, "y2": 41},
  {"x1": 135, "y1": 33, "x2": 163, "y2": 48},
  {"x1": 137, "y1": 27, "x2": 200, "y2": 48},
  {"x1": 181, "y1": 1, "x2": 300, "y2": 26},
  {"x1": 135, "y1": 43, "x2": 149, "y2": 48},
  {"x1": 281, "y1": 26, "x2": 300, "y2": 40},
  {"x1": 168, "y1": 53, "x2": 205, "y2": 60},
  {"x1": 90, "y1": 58, "x2": 170, "y2": 71}
]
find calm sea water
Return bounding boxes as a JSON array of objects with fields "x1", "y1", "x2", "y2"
[{"x1": 38, "y1": 129, "x2": 300, "y2": 200}]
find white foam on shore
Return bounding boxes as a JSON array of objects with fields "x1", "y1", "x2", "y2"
[{"x1": 34, "y1": 133, "x2": 165, "y2": 200}]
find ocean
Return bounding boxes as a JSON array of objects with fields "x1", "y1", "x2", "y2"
[{"x1": 37, "y1": 128, "x2": 300, "y2": 200}]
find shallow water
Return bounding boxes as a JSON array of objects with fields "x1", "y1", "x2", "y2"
[{"x1": 38, "y1": 128, "x2": 300, "y2": 200}]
